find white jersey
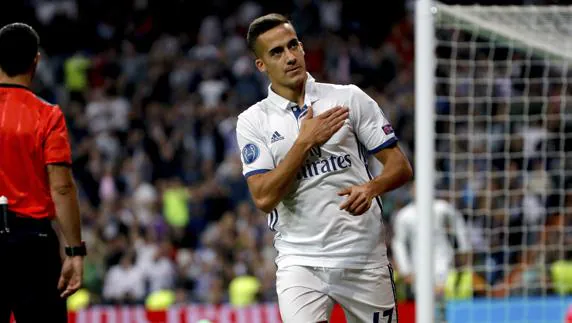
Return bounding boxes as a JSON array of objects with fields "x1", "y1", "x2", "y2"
[
  {"x1": 236, "y1": 74, "x2": 398, "y2": 269},
  {"x1": 391, "y1": 199, "x2": 471, "y2": 284}
]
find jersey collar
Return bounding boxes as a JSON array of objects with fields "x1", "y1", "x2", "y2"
[
  {"x1": 267, "y1": 73, "x2": 319, "y2": 110},
  {"x1": 0, "y1": 83, "x2": 32, "y2": 92}
]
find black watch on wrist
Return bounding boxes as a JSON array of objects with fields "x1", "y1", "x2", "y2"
[{"x1": 65, "y1": 241, "x2": 87, "y2": 257}]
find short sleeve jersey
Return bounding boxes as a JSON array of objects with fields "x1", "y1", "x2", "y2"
[
  {"x1": 0, "y1": 84, "x2": 72, "y2": 219},
  {"x1": 236, "y1": 74, "x2": 398, "y2": 269}
]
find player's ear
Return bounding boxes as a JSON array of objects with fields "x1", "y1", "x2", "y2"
[
  {"x1": 30, "y1": 51, "x2": 40, "y2": 75},
  {"x1": 33, "y1": 52, "x2": 40, "y2": 68},
  {"x1": 255, "y1": 58, "x2": 266, "y2": 73}
]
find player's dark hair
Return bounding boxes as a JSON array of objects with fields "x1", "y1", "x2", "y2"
[
  {"x1": 247, "y1": 13, "x2": 291, "y2": 57},
  {"x1": 0, "y1": 23, "x2": 39, "y2": 77}
]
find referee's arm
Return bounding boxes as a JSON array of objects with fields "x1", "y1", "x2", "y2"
[{"x1": 47, "y1": 164, "x2": 82, "y2": 246}]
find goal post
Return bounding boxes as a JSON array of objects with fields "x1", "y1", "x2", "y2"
[
  {"x1": 414, "y1": 1, "x2": 436, "y2": 323},
  {"x1": 415, "y1": 1, "x2": 572, "y2": 322}
]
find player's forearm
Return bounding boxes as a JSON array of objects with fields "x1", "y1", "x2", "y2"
[
  {"x1": 249, "y1": 139, "x2": 312, "y2": 213},
  {"x1": 392, "y1": 241, "x2": 412, "y2": 275},
  {"x1": 451, "y1": 215, "x2": 471, "y2": 251},
  {"x1": 455, "y1": 230, "x2": 472, "y2": 252},
  {"x1": 369, "y1": 155, "x2": 413, "y2": 197},
  {"x1": 51, "y1": 181, "x2": 82, "y2": 246}
]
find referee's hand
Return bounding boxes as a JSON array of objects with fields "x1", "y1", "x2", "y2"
[{"x1": 58, "y1": 256, "x2": 84, "y2": 298}]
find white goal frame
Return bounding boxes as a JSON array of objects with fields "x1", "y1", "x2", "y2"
[{"x1": 415, "y1": 1, "x2": 572, "y2": 322}]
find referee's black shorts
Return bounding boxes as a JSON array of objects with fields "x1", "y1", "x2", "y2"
[{"x1": 0, "y1": 212, "x2": 67, "y2": 323}]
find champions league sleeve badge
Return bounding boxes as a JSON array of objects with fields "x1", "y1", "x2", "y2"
[
  {"x1": 382, "y1": 124, "x2": 394, "y2": 135},
  {"x1": 242, "y1": 143, "x2": 260, "y2": 165}
]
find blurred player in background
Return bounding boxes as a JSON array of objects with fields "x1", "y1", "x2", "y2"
[
  {"x1": 236, "y1": 13, "x2": 413, "y2": 323},
  {"x1": 391, "y1": 182, "x2": 472, "y2": 320}
]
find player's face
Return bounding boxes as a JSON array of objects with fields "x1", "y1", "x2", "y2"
[{"x1": 255, "y1": 23, "x2": 306, "y2": 88}]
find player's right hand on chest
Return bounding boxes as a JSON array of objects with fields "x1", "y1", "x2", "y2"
[{"x1": 298, "y1": 106, "x2": 349, "y2": 146}]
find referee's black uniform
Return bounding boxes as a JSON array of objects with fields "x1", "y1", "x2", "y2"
[{"x1": 0, "y1": 198, "x2": 67, "y2": 322}]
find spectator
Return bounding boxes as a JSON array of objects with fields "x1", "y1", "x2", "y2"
[{"x1": 102, "y1": 251, "x2": 146, "y2": 304}]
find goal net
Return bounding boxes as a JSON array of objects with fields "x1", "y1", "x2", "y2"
[{"x1": 431, "y1": 3, "x2": 572, "y2": 322}]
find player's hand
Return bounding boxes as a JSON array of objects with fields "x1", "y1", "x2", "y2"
[
  {"x1": 58, "y1": 256, "x2": 84, "y2": 298},
  {"x1": 338, "y1": 183, "x2": 375, "y2": 216},
  {"x1": 298, "y1": 105, "x2": 349, "y2": 147}
]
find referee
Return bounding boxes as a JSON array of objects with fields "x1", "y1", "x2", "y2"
[{"x1": 0, "y1": 23, "x2": 85, "y2": 322}]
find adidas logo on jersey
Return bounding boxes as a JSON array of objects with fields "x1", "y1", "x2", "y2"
[{"x1": 271, "y1": 131, "x2": 285, "y2": 143}]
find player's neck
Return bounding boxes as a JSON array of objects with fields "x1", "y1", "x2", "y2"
[
  {"x1": 271, "y1": 76, "x2": 307, "y2": 107},
  {"x1": 0, "y1": 72, "x2": 33, "y2": 89}
]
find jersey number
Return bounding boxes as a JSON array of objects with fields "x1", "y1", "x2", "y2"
[{"x1": 373, "y1": 308, "x2": 393, "y2": 323}]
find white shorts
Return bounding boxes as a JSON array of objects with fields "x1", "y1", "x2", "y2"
[{"x1": 276, "y1": 265, "x2": 398, "y2": 323}]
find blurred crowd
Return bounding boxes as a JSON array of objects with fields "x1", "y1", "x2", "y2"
[{"x1": 2, "y1": 0, "x2": 570, "y2": 310}]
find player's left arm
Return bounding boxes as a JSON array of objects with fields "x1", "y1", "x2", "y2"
[
  {"x1": 338, "y1": 85, "x2": 413, "y2": 215},
  {"x1": 391, "y1": 208, "x2": 414, "y2": 280},
  {"x1": 339, "y1": 144, "x2": 412, "y2": 215}
]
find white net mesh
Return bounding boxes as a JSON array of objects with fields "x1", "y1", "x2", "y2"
[{"x1": 433, "y1": 3, "x2": 572, "y2": 322}]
